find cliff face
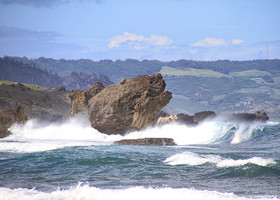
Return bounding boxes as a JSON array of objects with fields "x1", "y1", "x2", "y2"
[{"x1": 0, "y1": 105, "x2": 28, "y2": 138}]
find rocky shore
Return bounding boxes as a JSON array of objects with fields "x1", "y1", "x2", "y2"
[{"x1": 0, "y1": 73, "x2": 271, "y2": 146}]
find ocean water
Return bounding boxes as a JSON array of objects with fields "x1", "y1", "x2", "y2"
[{"x1": 0, "y1": 117, "x2": 279, "y2": 200}]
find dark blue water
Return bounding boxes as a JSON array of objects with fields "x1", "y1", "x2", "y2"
[{"x1": 0, "y1": 119, "x2": 279, "y2": 200}]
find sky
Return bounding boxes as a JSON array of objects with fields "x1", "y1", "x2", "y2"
[{"x1": 0, "y1": 0, "x2": 279, "y2": 61}]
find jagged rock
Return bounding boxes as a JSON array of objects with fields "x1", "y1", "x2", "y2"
[
  {"x1": 69, "y1": 90, "x2": 89, "y2": 116},
  {"x1": 0, "y1": 105, "x2": 28, "y2": 138},
  {"x1": 69, "y1": 82, "x2": 105, "y2": 116},
  {"x1": 115, "y1": 138, "x2": 176, "y2": 146},
  {"x1": 157, "y1": 114, "x2": 178, "y2": 124},
  {"x1": 88, "y1": 73, "x2": 172, "y2": 135},
  {"x1": 88, "y1": 82, "x2": 105, "y2": 98},
  {"x1": 194, "y1": 111, "x2": 217, "y2": 122}
]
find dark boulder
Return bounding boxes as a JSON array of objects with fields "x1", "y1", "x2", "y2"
[
  {"x1": 194, "y1": 111, "x2": 217, "y2": 122},
  {"x1": 115, "y1": 138, "x2": 176, "y2": 146},
  {"x1": 229, "y1": 112, "x2": 269, "y2": 122},
  {"x1": 177, "y1": 113, "x2": 198, "y2": 126}
]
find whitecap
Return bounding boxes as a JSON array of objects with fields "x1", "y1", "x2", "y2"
[
  {"x1": 0, "y1": 183, "x2": 278, "y2": 200},
  {"x1": 164, "y1": 151, "x2": 276, "y2": 167}
]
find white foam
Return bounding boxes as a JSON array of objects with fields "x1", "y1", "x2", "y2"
[
  {"x1": 0, "y1": 117, "x2": 268, "y2": 153},
  {"x1": 122, "y1": 121, "x2": 235, "y2": 145},
  {"x1": 164, "y1": 151, "x2": 276, "y2": 167},
  {"x1": 0, "y1": 117, "x2": 123, "y2": 153},
  {"x1": 0, "y1": 184, "x2": 278, "y2": 200}
]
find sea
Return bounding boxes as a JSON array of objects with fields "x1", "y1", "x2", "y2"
[{"x1": 0, "y1": 116, "x2": 279, "y2": 200}]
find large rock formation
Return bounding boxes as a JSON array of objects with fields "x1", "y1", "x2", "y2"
[
  {"x1": 115, "y1": 138, "x2": 176, "y2": 146},
  {"x1": 69, "y1": 82, "x2": 105, "y2": 116},
  {"x1": 0, "y1": 105, "x2": 28, "y2": 138},
  {"x1": 88, "y1": 73, "x2": 172, "y2": 135}
]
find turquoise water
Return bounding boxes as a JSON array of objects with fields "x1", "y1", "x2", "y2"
[{"x1": 0, "y1": 118, "x2": 279, "y2": 200}]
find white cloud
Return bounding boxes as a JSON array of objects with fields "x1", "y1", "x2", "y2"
[
  {"x1": 108, "y1": 32, "x2": 173, "y2": 49},
  {"x1": 190, "y1": 37, "x2": 226, "y2": 47},
  {"x1": 232, "y1": 39, "x2": 244, "y2": 45}
]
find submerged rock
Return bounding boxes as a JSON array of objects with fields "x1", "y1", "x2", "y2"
[
  {"x1": 88, "y1": 73, "x2": 172, "y2": 135},
  {"x1": 115, "y1": 138, "x2": 176, "y2": 146},
  {"x1": 0, "y1": 105, "x2": 28, "y2": 138}
]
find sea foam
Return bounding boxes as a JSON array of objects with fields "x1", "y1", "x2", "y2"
[
  {"x1": 0, "y1": 116, "x2": 266, "y2": 153},
  {"x1": 164, "y1": 151, "x2": 276, "y2": 167},
  {"x1": 0, "y1": 183, "x2": 278, "y2": 200}
]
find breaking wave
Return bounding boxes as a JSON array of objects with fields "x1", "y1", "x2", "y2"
[
  {"x1": 164, "y1": 151, "x2": 276, "y2": 167},
  {"x1": 0, "y1": 116, "x2": 275, "y2": 153},
  {"x1": 0, "y1": 183, "x2": 278, "y2": 200}
]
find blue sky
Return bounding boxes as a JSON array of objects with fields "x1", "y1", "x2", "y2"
[{"x1": 0, "y1": 0, "x2": 279, "y2": 61}]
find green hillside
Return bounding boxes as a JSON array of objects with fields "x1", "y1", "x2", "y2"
[{"x1": 3, "y1": 57, "x2": 280, "y2": 120}]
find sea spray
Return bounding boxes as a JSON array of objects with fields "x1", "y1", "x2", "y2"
[{"x1": 0, "y1": 116, "x2": 269, "y2": 153}]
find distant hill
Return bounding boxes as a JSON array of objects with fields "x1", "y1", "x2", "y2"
[
  {"x1": 0, "y1": 56, "x2": 113, "y2": 90},
  {"x1": 2, "y1": 56, "x2": 280, "y2": 120},
  {"x1": 0, "y1": 56, "x2": 62, "y2": 88}
]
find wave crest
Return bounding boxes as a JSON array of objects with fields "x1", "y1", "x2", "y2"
[
  {"x1": 0, "y1": 183, "x2": 278, "y2": 200},
  {"x1": 164, "y1": 151, "x2": 276, "y2": 167}
]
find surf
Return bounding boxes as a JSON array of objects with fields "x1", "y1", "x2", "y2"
[
  {"x1": 0, "y1": 116, "x2": 276, "y2": 153},
  {"x1": 0, "y1": 183, "x2": 279, "y2": 200}
]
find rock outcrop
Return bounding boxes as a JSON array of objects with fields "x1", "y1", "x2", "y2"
[
  {"x1": 157, "y1": 111, "x2": 216, "y2": 126},
  {"x1": 0, "y1": 105, "x2": 28, "y2": 138},
  {"x1": 227, "y1": 111, "x2": 269, "y2": 122},
  {"x1": 194, "y1": 111, "x2": 217, "y2": 122},
  {"x1": 69, "y1": 82, "x2": 105, "y2": 116},
  {"x1": 88, "y1": 73, "x2": 172, "y2": 135},
  {"x1": 157, "y1": 110, "x2": 269, "y2": 127},
  {"x1": 0, "y1": 81, "x2": 71, "y2": 120},
  {"x1": 115, "y1": 138, "x2": 176, "y2": 146},
  {"x1": 157, "y1": 114, "x2": 177, "y2": 124}
]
